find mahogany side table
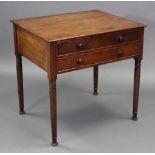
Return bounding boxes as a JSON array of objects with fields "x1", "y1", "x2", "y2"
[{"x1": 11, "y1": 10, "x2": 146, "y2": 146}]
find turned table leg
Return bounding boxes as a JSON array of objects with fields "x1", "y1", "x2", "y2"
[
  {"x1": 16, "y1": 54, "x2": 25, "y2": 115},
  {"x1": 49, "y1": 80, "x2": 58, "y2": 146},
  {"x1": 93, "y1": 65, "x2": 98, "y2": 95},
  {"x1": 132, "y1": 58, "x2": 141, "y2": 121}
]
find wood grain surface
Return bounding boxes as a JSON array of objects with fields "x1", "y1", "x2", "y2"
[{"x1": 11, "y1": 10, "x2": 145, "y2": 42}]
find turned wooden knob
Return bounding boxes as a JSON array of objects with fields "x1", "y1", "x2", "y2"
[
  {"x1": 76, "y1": 43, "x2": 85, "y2": 50},
  {"x1": 117, "y1": 50, "x2": 123, "y2": 56},
  {"x1": 117, "y1": 36, "x2": 124, "y2": 43},
  {"x1": 77, "y1": 58, "x2": 83, "y2": 64}
]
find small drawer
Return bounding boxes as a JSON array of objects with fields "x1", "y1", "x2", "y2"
[
  {"x1": 57, "y1": 42, "x2": 139, "y2": 73},
  {"x1": 57, "y1": 29, "x2": 139, "y2": 55}
]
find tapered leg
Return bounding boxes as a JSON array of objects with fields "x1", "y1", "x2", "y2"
[
  {"x1": 49, "y1": 80, "x2": 58, "y2": 146},
  {"x1": 16, "y1": 55, "x2": 25, "y2": 115},
  {"x1": 132, "y1": 58, "x2": 141, "y2": 121},
  {"x1": 93, "y1": 65, "x2": 98, "y2": 95}
]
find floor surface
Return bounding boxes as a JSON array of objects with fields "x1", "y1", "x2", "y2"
[{"x1": 0, "y1": 59, "x2": 155, "y2": 152}]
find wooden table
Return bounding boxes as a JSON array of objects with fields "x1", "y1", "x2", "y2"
[{"x1": 11, "y1": 10, "x2": 146, "y2": 146}]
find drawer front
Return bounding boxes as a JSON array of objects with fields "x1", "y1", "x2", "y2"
[
  {"x1": 57, "y1": 30, "x2": 139, "y2": 55},
  {"x1": 58, "y1": 42, "x2": 139, "y2": 73}
]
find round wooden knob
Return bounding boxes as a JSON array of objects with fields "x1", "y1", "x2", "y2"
[
  {"x1": 117, "y1": 36, "x2": 124, "y2": 43},
  {"x1": 117, "y1": 50, "x2": 123, "y2": 56},
  {"x1": 76, "y1": 43, "x2": 84, "y2": 50},
  {"x1": 77, "y1": 58, "x2": 83, "y2": 64}
]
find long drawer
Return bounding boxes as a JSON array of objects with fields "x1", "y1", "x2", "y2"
[{"x1": 57, "y1": 29, "x2": 139, "y2": 55}]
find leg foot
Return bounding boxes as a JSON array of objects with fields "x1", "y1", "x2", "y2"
[
  {"x1": 132, "y1": 112, "x2": 138, "y2": 121},
  {"x1": 132, "y1": 117, "x2": 138, "y2": 121},
  {"x1": 19, "y1": 111, "x2": 26, "y2": 115},
  {"x1": 51, "y1": 140, "x2": 58, "y2": 146},
  {"x1": 93, "y1": 91, "x2": 98, "y2": 96}
]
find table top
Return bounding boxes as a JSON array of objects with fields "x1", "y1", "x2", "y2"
[{"x1": 11, "y1": 10, "x2": 145, "y2": 42}]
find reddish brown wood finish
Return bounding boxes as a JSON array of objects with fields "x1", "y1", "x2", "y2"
[
  {"x1": 57, "y1": 29, "x2": 139, "y2": 55},
  {"x1": 16, "y1": 26, "x2": 49, "y2": 71},
  {"x1": 13, "y1": 24, "x2": 25, "y2": 114},
  {"x1": 49, "y1": 80, "x2": 58, "y2": 146},
  {"x1": 11, "y1": 10, "x2": 146, "y2": 146},
  {"x1": 16, "y1": 55, "x2": 25, "y2": 114},
  {"x1": 93, "y1": 65, "x2": 98, "y2": 96},
  {"x1": 11, "y1": 10, "x2": 145, "y2": 42},
  {"x1": 57, "y1": 42, "x2": 140, "y2": 73},
  {"x1": 47, "y1": 43, "x2": 58, "y2": 146},
  {"x1": 132, "y1": 58, "x2": 141, "y2": 121}
]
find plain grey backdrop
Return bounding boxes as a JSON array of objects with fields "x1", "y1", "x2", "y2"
[{"x1": 0, "y1": 1, "x2": 155, "y2": 153}]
